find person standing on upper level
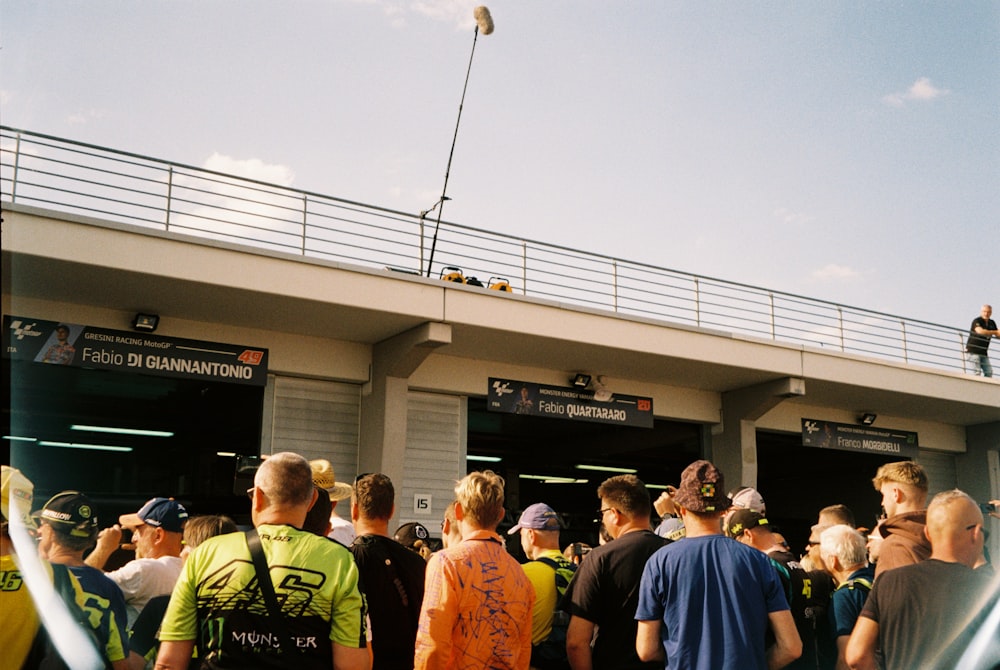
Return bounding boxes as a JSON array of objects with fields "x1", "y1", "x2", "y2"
[{"x1": 966, "y1": 304, "x2": 999, "y2": 377}]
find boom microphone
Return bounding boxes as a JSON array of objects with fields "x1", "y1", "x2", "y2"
[
  {"x1": 474, "y1": 6, "x2": 494, "y2": 35},
  {"x1": 424, "y1": 4, "x2": 495, "y2": 277}
]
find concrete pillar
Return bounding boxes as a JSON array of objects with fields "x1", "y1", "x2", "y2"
[
  {"x1": 711, "y1": 377, "x2": 805, "y2": 489},
  {"x1": 359, "y1": 322, "x2": 452, "y2": 487}
]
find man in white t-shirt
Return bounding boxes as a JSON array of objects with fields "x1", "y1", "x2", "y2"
[{"x1": 86, "y1": 497, "x2": 188, "y2": 626}]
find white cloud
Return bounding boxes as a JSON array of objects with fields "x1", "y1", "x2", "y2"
[
  {"x1": 0, "y1": 90, "x2": 11, "y2": 107},
  {"x1": 774, "y1": 207, "x2": 813, "y2": 226},
  {"x1": 811, "y1": 264, "x2": 862, "y2": 281},
  {"x1": 66, "y1": 109, "x2": 107, "y2": 125},
  {"x1": 202, "y1": 154, "x2": 295, "y2": 187},
  {"x1": 350, "y1": 0, "x2": 479, "y2": 30},
  {"x1": 882, "y1": 77, "x2": 950, "y2": 107},
  {"x1": 412, "y1": 1, "x2": 478, "y2": 29}
]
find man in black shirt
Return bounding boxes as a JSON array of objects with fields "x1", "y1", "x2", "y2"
[
  {"x1": 350, "y1": 473, "x2": 427, "y2": 670},
  {"x1": 966, "y1": 304, "x2": 999, "y2": 377},
  {"x1": 562, "y1": 474, "x2": 666, "y2": 670}
]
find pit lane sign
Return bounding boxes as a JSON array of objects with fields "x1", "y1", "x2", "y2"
[
  {"x1": 801, "y1": 418, "x2": 918, "y2": 457},
  {"x1": 488, "y1": 378, "x2": 654, "y2": 428},
  {"x1": 4, "y1": 315, "x2": 269, "y2": 387}
]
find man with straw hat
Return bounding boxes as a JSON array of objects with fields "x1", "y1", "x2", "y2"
[{"x1": 310, "y1": 459, "x2": 355, "y2": 545}]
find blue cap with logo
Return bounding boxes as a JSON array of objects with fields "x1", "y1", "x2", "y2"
[{"x1": 119, "y1": 497, "x2": 188, "y2": 533}]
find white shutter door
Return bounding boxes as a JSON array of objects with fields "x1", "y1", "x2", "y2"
[
  {"x1": 266, "y1": 376, "x2": 361, "y2": 480},
  {"x1": 398, "y1": 391, "x2": 465, "y2": 528}
]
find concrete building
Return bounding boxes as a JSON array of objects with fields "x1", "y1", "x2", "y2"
[{"x1": 3, "y1": 127, "x2": 998, "y2": 554}]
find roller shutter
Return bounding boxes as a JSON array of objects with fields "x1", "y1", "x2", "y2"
[{"x1": 263, "y1": 375, "x2": 361, "y2": 479}]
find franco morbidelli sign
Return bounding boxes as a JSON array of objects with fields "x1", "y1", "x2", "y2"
[
  {"x1": 488, "y1": 377, "x2": 654, "y2": 429},
  {"x1": 4, "y1": 315, "x2": 268, "y2": 387},
  {"x1": 801, "y1": 418, "x2": 918, "y2": 458}
]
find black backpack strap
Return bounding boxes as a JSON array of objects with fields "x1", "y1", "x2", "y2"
[
  {"x1": 533, "y1": 556, "x2": 575, "y2": 591},
  {"x1": 245, "y1": 528, "x2": 294, "y2": 650},
  {"x1": 356, "y1": 535, "x2": 410, "y2": 608}
]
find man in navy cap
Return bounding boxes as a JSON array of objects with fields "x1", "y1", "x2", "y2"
[
  {"x1": 86, "y1": 496, "x2": 189, "y2": 626},
  {"x1": 511, "y1": 502, "x2": 577, "y2": 670}
]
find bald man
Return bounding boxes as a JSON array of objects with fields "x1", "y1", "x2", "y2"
[{"x1": 845, "y1": 489, "x2": 992, "y2": 670}]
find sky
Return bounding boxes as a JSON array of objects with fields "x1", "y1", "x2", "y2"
[{"x1": 2, "y1": 1, "x2": 998, "y2": 331}]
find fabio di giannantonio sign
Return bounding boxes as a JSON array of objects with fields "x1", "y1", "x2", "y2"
[
  {"x1": 4, "y1": 315, "x2": 268, "y2": 387},
  {"x1": 801, "y1": 418, "x2": 918, "y2": 458},
  {"x1": 488, "y1": 377, "x2": 654, "y2": 429}
]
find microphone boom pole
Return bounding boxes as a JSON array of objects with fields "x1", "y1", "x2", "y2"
[{"x1": 425, "y1": 8, "x2": 493, "y2": 277}]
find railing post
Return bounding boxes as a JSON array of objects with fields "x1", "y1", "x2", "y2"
[
  {"x1": 613, "y1": 260, "x2": 619, "y2": 312},
  {"x1": 165, "y1": 166, "x2": 173, "y2": 231},
  {"x1": 959, "y1": 333, "x2": 968, "y2": 374},
  {"x1": 302, "y1": 194, "x2": 308, "y2": 255},
  {"x1": 521, "y1": 241, "x2": 528, "y2": 295},
  {"x1": 838, "y1": 307, "x2": 845, "y2": 352},
  {"x1": 694, "y1": 278, "x2": 701, "y2": 327},
  {"x1": 900, "y1": 320, "x2": 909, "y2": 363},
  {"x1": 10, "y1": 132, "x2": 21, "y2": 203},
  {"x1": 419, "y1": 217, "x2": 425, "y2": 274},
  {"x1": 769, "y1": 292, "x2": 776, "y2": 340}
]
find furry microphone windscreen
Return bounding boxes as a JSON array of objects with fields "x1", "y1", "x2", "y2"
[{"x1": 474, "y1": 6, "x2": 494, "y2": 35}]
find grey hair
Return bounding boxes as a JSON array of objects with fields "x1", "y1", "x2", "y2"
[
  {"x1": 819, "y1": 524, "x2": 867, "y2": 569},
  {"x1": 256, "y1": 452, "x2": 314, "y2": 507}
]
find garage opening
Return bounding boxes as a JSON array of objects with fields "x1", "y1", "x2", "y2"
[
  {"x1": 466, "y1": 397, "x2": 703, "y2": 550},
  {"x1": 757, "y1": 430, "x2": 898, "y2": 555},
  {"x1": 2, "y1": 358, "x2": 263, "y2": 524}
]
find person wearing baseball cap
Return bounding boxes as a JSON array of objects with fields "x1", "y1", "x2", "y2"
[
  {"x1": 36, "y1": 491, "x2": 130, "y2": 669},
  {"x1": 636, "y1": 460, "x2": 802, "y2": 669},
  {"x1": 510, "y1": 502, "x2": 577, "y2": 669},
  {"x1": 85, "y1": 496, "x2": 189, "y2": 626}
]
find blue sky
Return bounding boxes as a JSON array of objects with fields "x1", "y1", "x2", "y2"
[{"x1": 2, "y1": 1, "x2": 997, "y2": 331}]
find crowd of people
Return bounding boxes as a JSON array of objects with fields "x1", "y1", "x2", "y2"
[{"x1": 2, "y1": 455, "x2": 999, "y2": 670}]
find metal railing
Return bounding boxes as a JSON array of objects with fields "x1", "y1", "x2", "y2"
[{"x1": 0, "y1": 125, "x2": 976, "y2": 375}]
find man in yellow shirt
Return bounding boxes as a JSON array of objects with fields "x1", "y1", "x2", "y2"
[
  {"x1": 1, "y1": 465, "x2": 40, "y2": 668},
  {"x1": 511, "y1": 502, "x2": 576, "y2": 670}
]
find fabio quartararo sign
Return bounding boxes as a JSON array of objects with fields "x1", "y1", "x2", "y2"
[
  {"x1": 4, "y1": 315, "x2": 268, "y2": 387},
  {"x1": 488, "y1": 378, "x2": 654, "y2": 429}
]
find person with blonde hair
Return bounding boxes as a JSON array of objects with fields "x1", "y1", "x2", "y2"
[
  {"x1": 414, "y1": 470, "x2": 534, "y2": 669},
  {"x1": 440, "y1": 500, "x2": 462, "y2": 549},
  {"x1": 869, "y1": 461, "x2": 930, "y2": 576}
]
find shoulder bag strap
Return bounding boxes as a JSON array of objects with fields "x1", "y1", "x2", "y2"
[{"x1": 245, "y1": 528, "x2": 295, "y2": 650}]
